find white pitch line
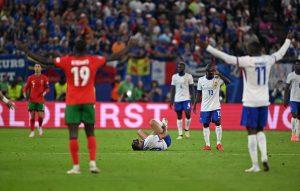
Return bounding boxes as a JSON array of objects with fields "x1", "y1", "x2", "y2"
[{"x1": 2, "y1": 152, "x2": 300, "y2": 156}]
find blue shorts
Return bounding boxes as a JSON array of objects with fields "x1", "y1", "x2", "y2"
[
  {"x1": 240, "y1": 106, "x2": 268, "y2": 128},
  {"x1": 200, "y1": 109, "x2": 221, "y2": 124},
  {"x1": 174, "y1": 101, "x2": 191, "y2": 111},
  {"x1": 163, "y1": 135, "x2": 171, "y2": 147},
  {"x1": 290, "y1": 101, "x2": 300, "y2": 115}
]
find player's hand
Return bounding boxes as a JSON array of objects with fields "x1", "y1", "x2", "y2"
[
  {"x1": 196, "y1": 39, "x2": 209, "y2": 50},
  {"x1": 6, "y1": 101, "x2": 15, "y2": 110},
  {"x1": 42, "y1": 92, "x2": 46, "y2": 97},
  {"x1": 287, "y1": 30, "x2": 294, "y2": 40}
]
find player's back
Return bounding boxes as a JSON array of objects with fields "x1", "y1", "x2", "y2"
[
  {"x1": 54, "y1": 55, "x2": 106, "y2": 105},
  {"x1": 240, "y1": 55, "x2": 274, "y2": 107},
  {"x1": 143, "y1": 135, "x2": 167, "y2": 151}
]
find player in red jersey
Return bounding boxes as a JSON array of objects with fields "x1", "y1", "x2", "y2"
[
  {"x1": 17, "y1": 37, "x2": 137, "y2": 174},
  {"x1": 23, "y1": 63, "x2": 49, "y2": 138}
]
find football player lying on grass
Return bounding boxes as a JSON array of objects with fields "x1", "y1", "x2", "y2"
[{"x1": 131, "y1": 118, "x2": 171, "y2": 151}]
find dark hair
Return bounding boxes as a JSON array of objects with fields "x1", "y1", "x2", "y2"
[
  {"x1": 206, "y1": 64, "x2": 215, "y2": 71},
  {"x1": 131, "y1": 139, "x2": 142, "y2": 151},
  {"x1": 247, "y1": 41, "x2": 262, "y2": 56},
  {"x1": 74, "y1": 38, "x2": 86, "y2": 53}
]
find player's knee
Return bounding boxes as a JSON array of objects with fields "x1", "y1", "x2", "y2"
[
  {"x1": 84, "y1": 124, "x2": 95, "y2": 137},
  {"x1": 246, "y1": 127, "x2": 257, "y2": 135},
  {"x1": 257, "y1": 126, "x2": 264, "y2": 132},
  {"x1": 185, "y1": 110, "x2": 191, "y2": 119},
  {"x1": 149, "y1": 119, "x2": 156, "y2": 126},
  {"x1": 177, "y1": 113, "x2": 183, "y2": 120},
  {"x1": 214, "y1": 121, "x2": 221, "y2": 126},
  {"x1": 69, "y1": 131, "x2": 78, "y2": 139}
]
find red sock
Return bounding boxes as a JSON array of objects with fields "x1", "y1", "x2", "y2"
[
  {"x1": 87, "y1": 136, "x2": 96, "y2": 161},
  {"x1": 69, "y1": 139, "x2": 79, "y2": 165},
  {"x1": 38, "y1": 117, "x2": 43, "y2": 127},
  {"x1": 30, "y1": 118, "x2": 35, "y2": 131}
]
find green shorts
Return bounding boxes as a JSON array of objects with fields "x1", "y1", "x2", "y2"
[
  {"x1": 28, "y1": 102, "x2": 44, "y2": 111},
  {"x1": 65, "y1": 104, "x2": 95, "y2": 125}
]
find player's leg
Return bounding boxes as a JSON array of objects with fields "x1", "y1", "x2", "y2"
[
  {"x1": 29, "y1": 109, "x2": 35, "y2": 138},
  {"x1": 291, "y1": 102, "x2": 300, "y2": 141},
  {"x1": 149, "y1": 119, "x2": 164, "y2": 134},
  {"x1": 37, "y1": 110, "x2": 44, "y2": 136},
  {"x1": 82, "y1": 104, "x2": 100, "y2": 173},
  {"x1": 256, "y1": 106, "x2": 269, "y2": 172},
  {"x1": 290, "y1": 102, "x2": 298, "y2": 141},
  {"x1": 65, "y1": 105, "x2": 81, "y2": 174},
  {"x1": 212, "y1": 109, "x2": 223, "y2": 151},
  {"x1": 201, "y1": 111, "x2": 211, "y2": 150},
  {"x1": 28, "y1": 102, "x2": 37, "y2": 137},
  {"x1": 175, "y1": 102, "x2": 183, "y2": 139},
  {"x1": 184, "y1": 101, "x2": 192, "y2": 138},
  {"x1": 137, "y1": 129, "x2": 149, "y2": 139},
  {"x1": 245, "y1": 126, "x2": 260, "y2": 172},
  {"x1": 241, "y1": 106, "x2": 260, "y2": 172},
  {"x1": 67, "y1": 124, "x2": 80, "y2": 174}
]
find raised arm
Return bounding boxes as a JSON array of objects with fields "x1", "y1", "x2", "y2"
[
  {"x1": 16, "y1": 42, "x2": 54, "y2": 68},
  {"x1": 217, "y1": 72, "x2": 231, "y2": 85},
  {"x1": 106, "y1": 37, "x2": 138, "y2": 62},
  {"x1": 206, "y1": 45, "x2": 238, "y2": 65},
  {"x1": 271, "y1": 39, "x2": 291, "y2": 62}
]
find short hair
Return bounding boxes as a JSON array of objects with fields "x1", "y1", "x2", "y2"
[
  {"x1": 206, "y1": 64, "x2": 215, "y2": 71},
  {"x1": 247, "y1": 41, "x2": 262, "y2": 55},
  {"x1": 131, "y1": 139, "x2": 143, "y2": 151},
  {"x1": 74, "y1": 38, "x2": 86, "y2": 53}
]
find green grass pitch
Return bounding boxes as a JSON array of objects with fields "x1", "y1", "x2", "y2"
[{"x1": 0, "y1": 129, "x2": 299, "y2": 191}]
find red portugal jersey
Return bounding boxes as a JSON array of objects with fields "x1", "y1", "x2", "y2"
[
  {"x1": 23, "y1": 74, "x2": 49, "y2": 103},
  {"x1": 54, "y1": 55, "x2": 106, "y2": 105}
]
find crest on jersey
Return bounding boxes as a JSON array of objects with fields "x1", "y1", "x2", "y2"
[{"x1": 213, "y1": 80, "x2": 218, "y2": 89}]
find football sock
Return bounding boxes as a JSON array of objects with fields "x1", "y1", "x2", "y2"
[
  {"x1": 203, "y1": 127, "x2": 210, "y2": 146},
  {"x1": 215, "y1": 125, "x2": 222, "y2": 144},
  {"x1": 177, "y1": 119, "x2": 183, "y2": 136},
  {"x1": 30, "y1": 118, "x2": 35, "y2": 131},
  {"x1": 185, "y1": 118, "x2": 191, "y2": 131},
  {"x1": 248, "y1": 135, "x2": 258, "y2": 167},
  {"x1": 87, "y1": 136, "x2": 96, "y2": 161},
  {"x1": 291, "y1": 117, "x2": 297, "y2": 135},
  {"x1": 69, "y1": 139, "x2": 79, "y2": 165},
  {"x1": 38, "y1": 117, "x2": 43, "y2": 127},
  {"x1": 257, "y1": 132, "x2": 268, "y2": 162}
]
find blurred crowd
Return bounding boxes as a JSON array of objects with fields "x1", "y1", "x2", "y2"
[{"x1": 0, "y1": 0, "x2": 299, "y2": 102}]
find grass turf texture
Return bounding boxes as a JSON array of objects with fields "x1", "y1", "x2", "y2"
[{"x1": 0, "y1": 129, "x2": 299, "y2": 191}]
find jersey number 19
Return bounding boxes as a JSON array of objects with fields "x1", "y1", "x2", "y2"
[{"x1": 71, "y1": 66, "x2": 90, "y2": 87}]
